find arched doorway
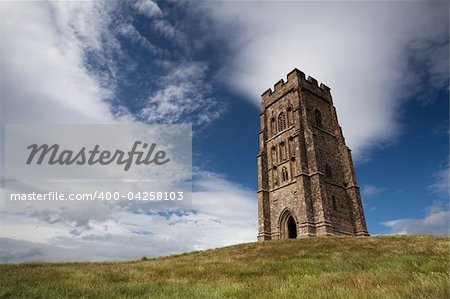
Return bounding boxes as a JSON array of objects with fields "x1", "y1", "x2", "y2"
[
  {"x1": 287, "y1": 216, "x2": 297, "y2": 239},
  {"x1": 279, "y1": 209, "x2": 298, "y2": 239}
]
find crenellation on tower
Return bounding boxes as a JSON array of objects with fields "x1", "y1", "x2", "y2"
[
  {"x1": 274, "y1": 79, "x2": 285, "y2": 91},
  {"x1": 306, "y1": 75, "x2": 318, "y2": 85},
  {"x1": 319, "y1": 83, "x2": 331, "y2": 92},
  {"x1": 287, "y1": 68, "x2": 305, "y2": 82},
  {"x1": 261, "y1": 68, "x2": 334, "y2": 111},
  {"x1": 257, "y1": 68, "x2": 369, "y2": 240}
]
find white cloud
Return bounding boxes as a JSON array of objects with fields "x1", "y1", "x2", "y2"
[
  {"x1": 0, "y1": 0, "x2": 124, "y2": 125},
  {"x1": 205, "y1": 1, "x2": 449, "y2": 160},
  {"x1": 192, "y1": 170, "x2": 257, "y2": 221},
  {"x1": 139, "y1": 62, "x2": 227, "y2": 126},
  {"x1": 0, "y1": 170, "x2": 257, "y2": 262},
  {"x1": 362, "y1": 185, "x2": 385, "y2": 197},
  {"x1": 132, "y1": 0, "x2": 162, "y2": 18},
  {"x1": 117, "y1": 23, "x2": 161, "y2": 55},
  {"x1": 382, "y1": 201, "x2": 449, "y2": 235},
  {"x1": 429, "y1": 161, "x2": 449, "y2": 199},
  {"x1": 152, "y1": 19, "x2": 182, "y2": 41}
]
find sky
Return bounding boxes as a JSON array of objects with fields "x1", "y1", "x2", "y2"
[{"x1": 0, "y1": 0, "x2": 448, "y2": 262}]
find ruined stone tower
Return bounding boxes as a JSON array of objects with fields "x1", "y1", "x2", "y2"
[{"x1": 257, "y1": 68, "x2": 369, "y2": 240}]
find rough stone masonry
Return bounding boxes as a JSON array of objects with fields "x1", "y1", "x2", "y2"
[{"x1": 257, "y1": 68, "x2": 369, "y2": 240}]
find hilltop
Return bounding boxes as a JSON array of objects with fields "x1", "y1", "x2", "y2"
[{"x1": 1, "y1": 236, "x2": 449, "y2": 298}]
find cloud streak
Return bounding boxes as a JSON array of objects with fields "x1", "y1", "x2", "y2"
[
  {"x1": 132, "y1": 0, "x2": 162, "y2": 18},
  {"x1": 139, "y1": 62, "x2": 227, "y2": 126},
  {"x1": 362, "y1": 185, "x2": 385, "y2": 197},
  {"x1": 383, "y1": 201, "x2": 449, "y2": 235}
]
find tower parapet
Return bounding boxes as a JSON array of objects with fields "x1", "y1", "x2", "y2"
[{"x1": 261, "y1": 68, "x2": 332, "y2": 110}]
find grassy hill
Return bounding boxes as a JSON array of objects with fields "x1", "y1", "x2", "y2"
[{"x1": 1, "y1": 236, "x2": 449, "y2": 298}]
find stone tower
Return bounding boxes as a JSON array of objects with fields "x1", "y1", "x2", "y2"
[{"x1": 257, "y1": 68, "x2": 369, "y2": 240}]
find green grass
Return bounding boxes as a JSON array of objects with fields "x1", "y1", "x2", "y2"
[{"x1": 1, "y1": 236, "x2": 449, "y2": 298}]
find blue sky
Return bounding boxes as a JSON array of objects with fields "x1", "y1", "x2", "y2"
[{"x1": 0, "y1": 0, "x2": 448, "y2": 262}]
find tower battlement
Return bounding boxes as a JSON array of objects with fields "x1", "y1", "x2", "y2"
[
  {"x1": 257, "y1": 68, "x2": 369, "y2": 240},
  {"x1": 261, "y1": 68, "x2": 332, "y2": 109}
]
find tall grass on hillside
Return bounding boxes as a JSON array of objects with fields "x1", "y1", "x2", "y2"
[{"x1": 1, "y1": 236, "x2": 449, "y2": 298}]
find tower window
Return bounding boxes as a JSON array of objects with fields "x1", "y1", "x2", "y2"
[
  {"x1": 332, "y1": 196, "x2": 337, "y2": 210},
  {"x1": 271, "y1": 117, "x2": 276, "y2": 135},
  {"x1": 325, "y1": 164, "x2": 332, "y2": 179},
  {"x1": 282, "y1": 167, "x2": 289, "y2": 181},
  {"x1": 314, "y1": 109, "x2": 323, "y2": 128},
  {"x1": 271, "y1": 145, "x2": 277, "y2": 164},
  {"x1": 278, "y1": 112, "x2": 287, "y2": 131}
]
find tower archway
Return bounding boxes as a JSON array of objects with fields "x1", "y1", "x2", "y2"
[
  {"x1": 279, "y1": 209, "x2": 298, "y2": 239},
  {"x1": 287, "y1": 216, "x2": 297, "y2": 238}
]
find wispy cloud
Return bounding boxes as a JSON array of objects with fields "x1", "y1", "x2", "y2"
[
  {"x1": 152, "y1": 19, "x2": 185, "y2": 44},
  {"x1": 132, "y1": 0, "x2": 162, "y2": 18},
  {"x1": 117, "y1": 23, "x2": 162, "y2": 55},
  {"x1": 428, "y1": 161, "x2": 449, "y2": 198},
  {"x1": 139, "y1": 62, "x2": 228, "y2": 126},
  {"x1": 382, "y1": 201, "x2": 449, "y2": 235},
  {"x1": 0, "y1": 0, "x2": 122, "y2": 124},
  {"x1": 362, "y1": 185, "x2": 386, "y2": 197}
]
